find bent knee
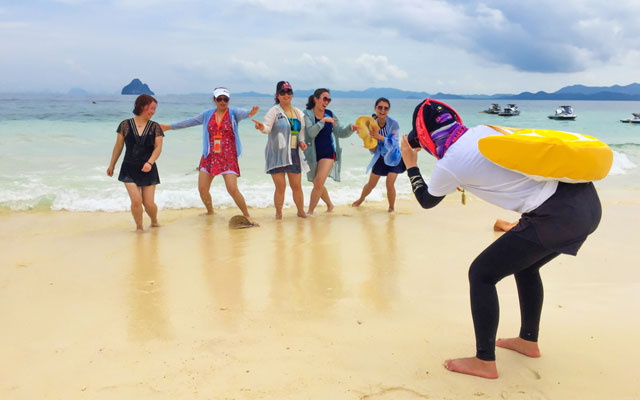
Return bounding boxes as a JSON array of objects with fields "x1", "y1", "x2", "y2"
[{"x1": 468, "y1": 259, "x2": 501, "y2": 286}]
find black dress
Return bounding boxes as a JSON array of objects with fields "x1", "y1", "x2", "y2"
[{"x1": 117, "y1": 119, "x2": 164, "y2": 186}]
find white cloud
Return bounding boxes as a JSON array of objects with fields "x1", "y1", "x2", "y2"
[
  {"x1": 354, "y1": 54, "x2": 408, "y2": 82},
  {"x1": 230, "y1": 57, "x2": 274, "y2": 80}
]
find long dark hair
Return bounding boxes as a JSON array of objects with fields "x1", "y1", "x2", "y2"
[{"x1": 306, "y1": 88, "x2": 329, "y2": 110}]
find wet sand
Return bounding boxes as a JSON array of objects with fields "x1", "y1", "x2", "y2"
[{"x1": 1, "y1": 190, "x2": 639, "y2": 399}]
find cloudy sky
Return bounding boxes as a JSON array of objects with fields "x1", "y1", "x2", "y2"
[{"x1": 1, "y1": 0, "x2": 639, "y2": 95}]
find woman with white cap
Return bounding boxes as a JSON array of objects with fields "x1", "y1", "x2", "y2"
[
  {"x1": 252, "y1": 81, "x2": 308, "y2": 219},
  {"x1": 160, "y1": 88, "x2": 258, "y2": 223}
]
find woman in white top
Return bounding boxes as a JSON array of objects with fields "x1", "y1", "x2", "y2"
[
  {"x1": 402, "y1": 98, "x2": 601, "y2": 379},
  {"x1": 253, "y1": 81, "x2": 308, "y2": 219}
]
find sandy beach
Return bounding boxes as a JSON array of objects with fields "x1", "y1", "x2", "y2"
[{"x1": 1, "y1": 188, "x2": 639, "y2": 400}]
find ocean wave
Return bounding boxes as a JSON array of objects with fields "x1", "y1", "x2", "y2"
[
  {"x1": 0, "y1": 174, "x2": 415, "y2": 212},
  {"x1": 609, "y1": 150, "x2": 637, "y2": 175},
  {"x1": 609, "y1": 143, "x2": 640, "y2": 149}
]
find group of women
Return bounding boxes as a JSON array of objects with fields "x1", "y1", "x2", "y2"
[
  {"x1": 107, "y1": 81, "x2": 406, "y2": 230},
  {"x1": 108, "y1": 90, "x2": 602, "y2": 381}
]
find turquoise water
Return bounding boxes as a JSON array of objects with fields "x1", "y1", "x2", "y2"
[{"x1": 0, "y1": 94, "x2": 638, "y2": 211}]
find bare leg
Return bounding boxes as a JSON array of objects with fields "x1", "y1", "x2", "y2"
[
  {"x1": 352, "y1": 173, "x2": 381, "y2": 207},
  {"x1": 386, "y1": 173, "x2": 398, "y2": 212},
  {"x1": 287, "y1": 172, "x2": 306, "y2": 218},
  {"x1": 308, "y1": 159, "x2": 334, "y2": 215},
  {"x1": 443, "y1": 357, "x2": 498, "y2": 379},
  {"x1": 141, "y1": 185, "x2": 159, "y2": 227},
  {"x1": 197, "y1": 171, "x2": 215, "y2": 214},
  {"x1": 271, "y1": 173, "x2": 286, "y2": 219},
  {"x1": 222, "y1": 174, "x2": 252, "y2": 221},
  {"x1": 494, "y1": 218, "x2": 518, "y2": 232},
  {"x1": 124, "y1": 183, "x2": 144, "y2": 231},
  {"x1": 320, "y1": 187, "x2": 334, "y2": 212}
]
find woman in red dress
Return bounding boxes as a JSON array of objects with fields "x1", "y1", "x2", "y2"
[{"x1": 161, "y1": 88, "x2": 258, "y2": 223}]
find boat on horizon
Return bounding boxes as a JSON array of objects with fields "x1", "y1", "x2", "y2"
[
  {"x1": 620, "y1": 112, "x2": 640, "y2": 124},
  {"x1": 548, "y1": 105, "x2": 577, "y2": 120},
  {"x1": 481, "y1": 103, "x2": 501, "y2": 114},
  {"x1": 498, "y1": 104, "x2": 520, "y2": 116}
]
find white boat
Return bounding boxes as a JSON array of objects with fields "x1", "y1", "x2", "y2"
[
  {"x1": 548, "y1": 105, "x2": 576, "y2": 120},
  {"x1": 498, "y1": 104, "x2": 520, "y2": 116},
  {"x1": 481, "y1": 103, "x2": 501, "y2": 114},
  {"x1": 620, "y1": 113, "x2": 640, "y2": 124}
]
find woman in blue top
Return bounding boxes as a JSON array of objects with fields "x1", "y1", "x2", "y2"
[
  {"x1": 302, "y1": 88, "x2": 357, "y2": 215},
  {"x1": 352, "y1": 97, "x2": 406, "y2": 212},
  {"x1": 160, "y1": 88, "x2": 258, "y2": 223}
]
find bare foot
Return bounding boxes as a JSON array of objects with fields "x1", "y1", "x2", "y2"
[
  {"x1": 297, "y1": 210, "x2": 307, "y2": 218},
  {"x1": 443, "y1": 357, "x2": 498, "y2": 379},
  {"x1": 150, "y1": 221, "x2": 160, "y2": 227},
  {"x1": 493, "y1": 218, "x2": 517, "y2": 232},
  {"x1": 496, "y1": 337, "x2": 541, "y2": 358},
  {"x1": 135, "y1": 227, "x2": 144, "y2": 233},
  {"x1": 326, "y1": 204, "x2": 334, "y2": 213},
  {"x1": 351, "y1": 199, "x2": 363, "y2": 207},
  {"x1": 275, "y1": 212, "x2": 282, "y2": 220},
  {"x1": 388, "y1": 207, "x2": 394, "y2": 213}
]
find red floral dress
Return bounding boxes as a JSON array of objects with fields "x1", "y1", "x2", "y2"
[{"x1": 199, "y1": 110, "x2": 240, "y2": 176}]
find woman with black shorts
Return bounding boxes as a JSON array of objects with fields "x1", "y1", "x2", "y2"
[
  {"x1": 352, "y1": 97, "x2": 406, "y2": 212},
  {"x1": 302, "y1": 88, "x2": 357, "y2": 215}
]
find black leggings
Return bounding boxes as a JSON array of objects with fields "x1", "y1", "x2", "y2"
[{"x1": 469, "y1": 231, "x2": 560, "y2": 361}]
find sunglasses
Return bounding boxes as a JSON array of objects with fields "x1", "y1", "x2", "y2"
[
  {"x1": 376, "y1": 105, "x2": 389, "y2": 111},
  {"x1": 215, "y1": 96, "x2": 229, "y2": 103},
  {"x1": 321, "y1": 97, "x2": 331, "y2": 103},
  {"x1": 278, "y1": 89, "x2": 293, "y2": 96}
]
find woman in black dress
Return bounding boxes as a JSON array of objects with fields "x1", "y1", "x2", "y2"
[{"x1": 107, "y1": 94, "x2": 164, "y2": 231}]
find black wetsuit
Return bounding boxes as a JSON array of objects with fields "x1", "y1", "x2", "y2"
[{"x1": 407, "y1": 166, "x2": 601, "y2": 361}]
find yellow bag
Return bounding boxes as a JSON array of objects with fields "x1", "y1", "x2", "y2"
[
  {"x1": 478, "y1": 125, "x2": 613, "y2": 182},
  {"x1": 355, "y1": 116, "x2": 379, "y2": 150}
]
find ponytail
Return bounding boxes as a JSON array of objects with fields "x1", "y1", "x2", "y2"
[
  {"x1": 306, "y1": 95, "x2": 316, "y2": 110},
  {"x1": 306, "y1": 88, "x2": 329, "y2": 110}
]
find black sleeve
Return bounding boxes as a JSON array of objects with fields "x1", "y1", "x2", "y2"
[{"x1": 407, "y1": 167, "x2": 445, "y2": 209}]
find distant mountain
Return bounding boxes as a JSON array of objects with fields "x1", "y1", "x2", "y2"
[
  {"x1": 121, "y1": 79, "x2": 154, "y2": 95},
  {"x1": 235, "y1": 83, "x2": 640, "y2": 101},
  {"x1": 68, "y1": 87, "x2": 88, "y2": 94},
  {"x1": 554, "y1": 83, "x2": 640, "y2": 96}
]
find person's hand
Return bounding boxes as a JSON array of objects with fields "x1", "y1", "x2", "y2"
[
  {"x1": 401, "y1": 134, "x2": 420, "y2": 168},
  {"x1": 107, "y1": 166, "x2": 114, "y2": 177},
  {"x1": 160, "y1": 124, "x2": 171, "y2": 132},
  {"x1": 299, "y1": 141, "x2": 307, "y2": 151},
  {"x1": 321, "y1": 116, "x2": 336, "y2": 125},
  {"x1": 252, "y1": 119, "x2": 264, "y2": 131},
  {"x1": 350, "y1": 123, "x2": 358, "y2": 131},
  {"x1": 371, "y1": 128, "x2": 384, "y2": 141},
  {"x1": 249, "y1": 106, "x2": 259, "y2": 117},
  {"x1": 141, "y1": 162, "x2": 152, "y2": 173}
]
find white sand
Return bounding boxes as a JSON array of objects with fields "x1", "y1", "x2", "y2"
[{"x1": 1, "y1": 189, "x2": 639, "y2": 399}]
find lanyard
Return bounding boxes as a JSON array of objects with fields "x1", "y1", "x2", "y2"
[{"x1": 213, "y1": 109, "x2": 228, "y2": 138}]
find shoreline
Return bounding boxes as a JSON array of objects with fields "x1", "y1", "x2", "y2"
[{"x1": 1, "y1": 190, "x2": 639, "y2": 399}]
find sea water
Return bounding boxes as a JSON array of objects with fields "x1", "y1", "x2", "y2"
[{"x1": 0, "y1": 94, "x2": 638, "y2": 212}]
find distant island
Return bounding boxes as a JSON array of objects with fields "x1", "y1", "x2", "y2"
[
  {"x1": 121, "y1": 79, "x2": 154, "y2": 95},
  {"x1": 234, "y1": 83, "x2": 640, "y2": 101}
]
